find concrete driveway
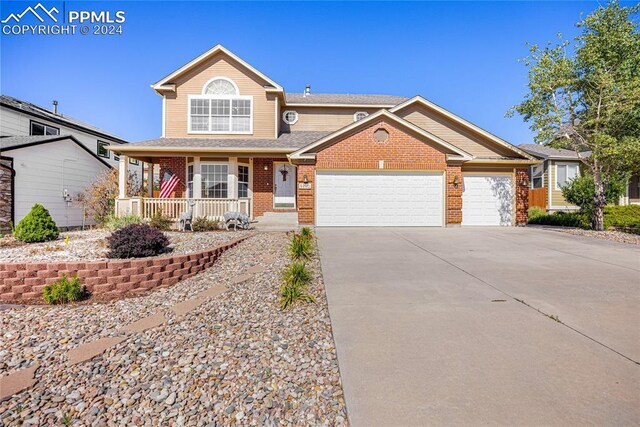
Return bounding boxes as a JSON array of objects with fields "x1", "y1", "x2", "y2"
[{"x1": 317, "y1": 227, "x2": 640, "y2": 426}]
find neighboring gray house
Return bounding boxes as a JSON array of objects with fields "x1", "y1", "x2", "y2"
[{"x1": 0, "y1": 95, "x2": 143, "y2": 232}]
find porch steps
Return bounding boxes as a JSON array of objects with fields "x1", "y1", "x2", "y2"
[{"x1": 253, "y1": 212, "x2": 298, "y2": 232}]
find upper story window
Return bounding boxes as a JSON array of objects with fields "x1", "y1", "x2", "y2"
[
  {"x1": 353, "y1": 112, "x2": 369, "y2": 122},
  {"x1": 188, "y1": 77, "x2": 252, "y2": 134},
  {"x1": 556, "y1": 163, "x2": 578, "y2": 189},
  {"x1": 30, "y1": 120, "x2": 59, "y2": 136},
  {"x1": 97, "y1": 141, "x2": 110, "y2": 158},
  {"x1": 282, "y1": 110, "x2": 298, "y2": 125}
]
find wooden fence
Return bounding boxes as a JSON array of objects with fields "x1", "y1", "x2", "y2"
[{"x1": 528, "y1": 188, "x2": 547, "y2": 209}]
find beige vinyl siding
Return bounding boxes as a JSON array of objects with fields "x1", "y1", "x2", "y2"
[
  {"x1": 396, "y1": 104, "x2": 517, "y2": 158},
  {"x1": 281, "y1": 107, "x2": 378, "y2": 132},
  {"x1": 549, "y1": 160, "x2": 572, "y2": 207},
  {"x1": 164, "y1": 53, "x2": 276, "y2": 139}
]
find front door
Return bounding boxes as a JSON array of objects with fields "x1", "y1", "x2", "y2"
[{"x1": 274, "y1": 162, "x2": 296, "y2": 208}]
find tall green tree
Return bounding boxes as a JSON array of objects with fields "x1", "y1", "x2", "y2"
[{"x1": 509, "y1": 1, "x2": 640, "y2": 230}]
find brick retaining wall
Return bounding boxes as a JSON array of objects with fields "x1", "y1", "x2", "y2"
[{"x1": 0, "y1": 235, "x2": 250, "y2": 302}]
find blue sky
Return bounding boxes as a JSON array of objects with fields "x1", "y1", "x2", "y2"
[{"x1": 0, "y1": 1, "x2": 619, "y2": 144}]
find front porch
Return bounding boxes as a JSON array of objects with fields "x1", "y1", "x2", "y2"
[{"x1": 114, "y1": 154, "x2": 298, "y2": 222}]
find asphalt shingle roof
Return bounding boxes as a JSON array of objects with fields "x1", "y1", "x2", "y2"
[
  {"x1": 121, "y1": 131, "x2": 331, "y2": 150},
  {"x1": 519, "y1": 143, "x2": 582, "y2": 159},
  {"x1": 0, "y1": 95, "x2": 127, "y2": 143},
  {"x1": 285, "y1": 93, "x2": 407, "y2": 106}
]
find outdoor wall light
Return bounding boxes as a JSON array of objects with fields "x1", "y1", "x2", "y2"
[
  {"x1": 453, "y1": 175, "x2": 460, "y2": 187},
  {"x1": 520, "y1": 177, "x2": 530, "y2": 187},
  {"x1": 263, "y1": 164, "x2": 269, "y2": 171},
  {"x1": 303, "y1": 174, "x2": 309, "y2": 183}
]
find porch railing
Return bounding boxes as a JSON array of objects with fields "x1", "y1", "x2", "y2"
[{"x1": 116, "y1": 197, "x2": 250, "y2": 221}]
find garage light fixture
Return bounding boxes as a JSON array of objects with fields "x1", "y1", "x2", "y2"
[{"x1": 453, "y1": 175, "x2": 460, "y2": 188}]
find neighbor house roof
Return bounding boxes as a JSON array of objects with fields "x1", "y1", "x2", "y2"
[
  {"x1": 0, "y1": 95, "x2": 128, "y2": 144},
  {"x1": 289, "y1": 109, "x2": 473, "y2": 161},
  {"x1": 519, "y1": 144, "x2": 586, "y2": 161},
  {"x1": 284, "y1": 93, "x2": 408, "y2": 107},
  {"x1": 110, "y1": 131, "x2": 331, "y2": 154},
  {"x1": 0, "y1": 134, "x2": 112, "y2": 168}
]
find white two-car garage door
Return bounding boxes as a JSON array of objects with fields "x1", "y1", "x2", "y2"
[
  {"x1": 316, "y1": 171, "x2": 443, "y2": 227},
  {"x1": 462, "y1": 175, "x2": 513, "y2": 226}
]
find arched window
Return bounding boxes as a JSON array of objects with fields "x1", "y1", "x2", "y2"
[{"x1": 202, "y1": 77, "x2": 239, "y2": 95}]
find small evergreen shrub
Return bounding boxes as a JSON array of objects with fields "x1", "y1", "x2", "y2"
[
  {"x1": 527, "y1": 211, "x2": 583, "y2": 227},
  {"x1": 14, "y1": 204, "x2": 59, "y2": 243},
  {"x1": 103, "y1": 214, "x2": 143, "y2": 230},
  {"x1": 108, "y1": 223, "x2": 170, "y2": 258},
  {"x1": 527, "y1": 206, "x2": 547, "y2": 221},
  {"x1": 192, "y1": 217, "x2": 221, "y2": 232},
  {"x1": 43, "y1": 274, "x2": 85, "y2": 304},
  {"x1": 603, "y1": 205, "x2": 640, "y2": 230},
  {"x1": 289, "y1": 233, "x2": 313, "y2": 260},
  {"x1": 280, "y1": 261, "x2": 314, "y2": 309},
  {"x1": 149, "y1": 211, "x2": 174, "y2": 231}
]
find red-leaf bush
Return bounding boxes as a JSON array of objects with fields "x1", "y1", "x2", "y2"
[{"x1": 107, "y1": 224, "x2": 170, "y2": 258}]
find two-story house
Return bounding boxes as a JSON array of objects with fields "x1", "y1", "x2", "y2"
[
  {"x1": 111, "y1": 44, "x2": 537, "y2": 227},
  {"x1": 0, "y1": 95, "x2": 143, "y2": 232}
]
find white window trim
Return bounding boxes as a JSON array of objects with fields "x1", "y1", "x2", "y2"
[
  {"x1": 186, "y1": 163, "x2": 194, "y2": 198},
  {"x1": 201, "y1": 76, "x2": 239, "y2": 95},
  {"x1": 238, "y1": 163, "x2": 250, "y2": 199},
  {"x1": 353, "y1": 111, "x2": 369, "y2": 122},
  {"x1": 200, "y1": 161, "x2": 230, "y2": 199},
  {"x1": 555, "y1": 162, "x2": 579, "y2": 190},
  {"x1": 282, "y1": 110, "x2": 299, "y2": 125},
  {"x1": 187, "y1": 94, "x2": 253, "y2": 135}
]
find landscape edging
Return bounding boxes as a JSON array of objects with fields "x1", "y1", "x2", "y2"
[{"x1": 0, "y1": 235, "x2": 251, "y2": 302}]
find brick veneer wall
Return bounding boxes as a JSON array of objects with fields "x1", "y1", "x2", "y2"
[
  {"x1": 0, "y1": 158, "x2": 13, "y2": 234},
  {"x1": 158, "y1": 157, "x2": 187, "y2": 197},
  {"x1": 297, "y1": 164, "x2": 315, "y2": 224},
  {"x1": 446, "y1": 165, "x2": 463, "y2": 225},
  {"x1": 0, "y1": 236, "x2": 249, "y2": 302},
  {"x1": 515, "y1": 168, "x2": 529, "y2": 225}
]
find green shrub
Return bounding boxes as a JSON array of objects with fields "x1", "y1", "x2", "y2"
[
  {"x1": 299, "y1": 227, "x2": 313, "y2": 239},
  {"x1": 149, "y1": 211, "x2": 174, "y2": 231},
  {"x1": 528, "y1": 211, "x2": 584, "y2": 227},
  {"x1": 103, "y1": 214, "x2": 142, "y2": 230},
  {"x1": 191, "y1": 216, "x2": 220, "y2": 232},
  {"x1": 289, "y1": 233, "x2": 313, "y2": 260},
  {"x1": 603, "y1": 205, "x2": 640, "y2": 229},
  {"x1": 43, "y1": 274, "x2": 85, "y2": 304},
  {"x1": 108, "y1": 223, "x2": 170, "y2": 258},
  {"x1": 527, "y1": 206, "x2": 546, "y2": 220},
  {"x1": 280, "y1": 261, "x2": 314, "y2": 309},
  {"x1": 562, "y1": 173, "x2": 628, "y2": 212},
  {"x1": 14, "y1": 204, "x2": 59, "y2": 243}
]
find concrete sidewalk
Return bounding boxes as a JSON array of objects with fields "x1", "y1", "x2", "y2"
[{"x1": 317, "y1": 227, "x2": 640, "y2": 426}]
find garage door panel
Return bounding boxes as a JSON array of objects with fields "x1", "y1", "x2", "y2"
[
  {"x1": 316, "y1": 171, "x2": 443, "y2": 227},
  {"x1": 462, "y1": 175, "x2": 513, "y2": 226}
]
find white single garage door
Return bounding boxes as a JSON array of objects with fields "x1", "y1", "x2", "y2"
[
  {"x1": 462, "y1": 175, "x2": 513, "y2": 226},
  {"x1": 316, "y1": 171, "x2": 443, "y2": 227}
]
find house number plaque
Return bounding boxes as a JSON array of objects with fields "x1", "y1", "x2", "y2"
[{"x1": 298, "y1": 182, "x2": 312, "y2": 190}]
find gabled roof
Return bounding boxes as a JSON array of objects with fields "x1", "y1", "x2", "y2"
[
  {"x1": 390, "y1": 96, "x2": 536, "y2": 161},
  {"x1": 285, "y1": 93, "x2": 407, "y2": 107},
  {"x1": 519, "y1": 144, "x2": 586, "y2": 161},
  {"x1": 289, "y1": 109, "x2": 473, "y2": 161},
  {"x1": 0, "y1": 95, "x2": 128, "y2": 144},
  {"x1": 0, "y1": 135, "x2": 113, "y2": 168},
  {"x1": 110, "y1": 131, "x2": 330, "y2": 154},
  {"x1": 152, "y1": 44, "x2": 284, "y2": 92}
]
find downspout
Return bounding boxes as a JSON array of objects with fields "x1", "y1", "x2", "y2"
[{"x1": 0, "y1": 156, "x2": 16, "y2": 230}]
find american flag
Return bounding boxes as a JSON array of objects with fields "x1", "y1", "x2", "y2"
[{"x1": 159, "y1": 169, "x2": 180, "y2": 198}]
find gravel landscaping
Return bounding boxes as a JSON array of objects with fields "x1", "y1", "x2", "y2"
[
  {"x1": 559, "y1": 228, "x2": 640, "y2": 245},
  {"x1": 0, "y1": 229, "x2": 250, "y2": 263},
  {"x1": 0, "y1": 233, "x2": 348, "y2": 426}
]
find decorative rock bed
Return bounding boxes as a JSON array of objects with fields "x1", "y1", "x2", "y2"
[{"x1": 0, "y1": 235, "x2": 250, "y2": 302}]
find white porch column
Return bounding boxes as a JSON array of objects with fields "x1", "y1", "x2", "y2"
[
  {"x1": 193, "y1": 157, "x2": 202, "y2": 217},
  {"x1": 248, "y1": 158, "x2": 254, "y2": 219},
  {"x1": 118, "y1": 155, "x2": 128, "y2": 198},
  {"x1": 228, "y1": 157, "x2": 238, "y2": 199}
]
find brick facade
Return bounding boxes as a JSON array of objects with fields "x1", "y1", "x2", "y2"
[
  {"x1": 446, "y1": 165, "x2": 463, "y2": 225},
  {"x1": 0, "y1": 158, "x2": 13, "y2": 234},
  {"x1": 515, "y1": 168, "x2": 529, "y2": 225},
  {"x1": 158, "y1": 157, "x2": 187, "y2": 197},
  {"x1": 297, "y1": 164, "x2": 315, "y2": 224},
  {"x1": 0, "y1": 236, "x2": 248, "y2": 302}
]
